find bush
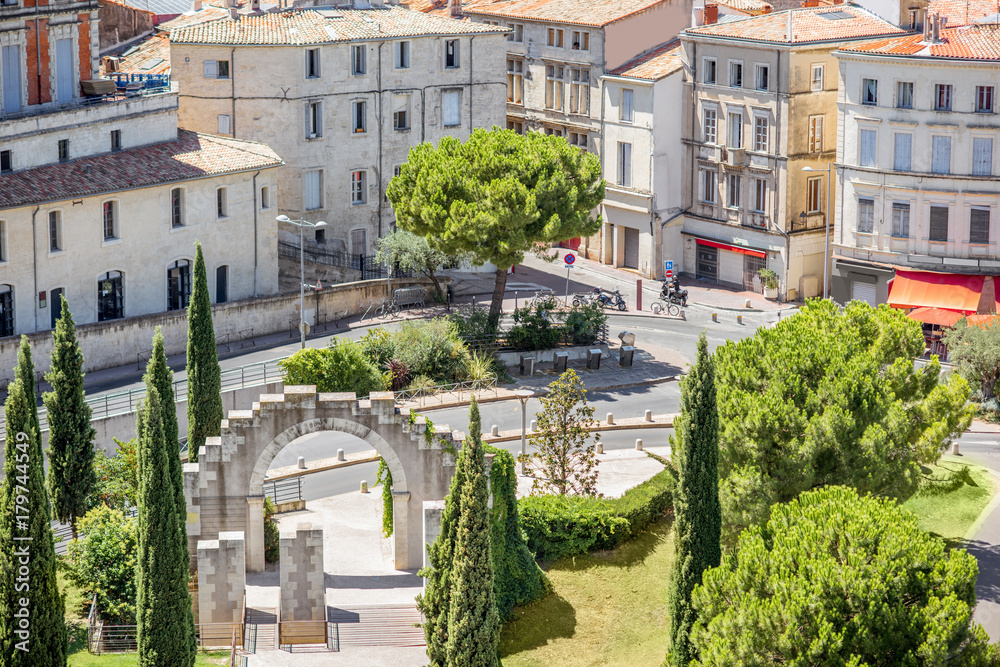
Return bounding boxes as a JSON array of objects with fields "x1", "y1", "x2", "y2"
[
  {"x1": 91, "y1": 437, "x2": 138, "y2": 512},
  {"x1": 278, "y1": 338, "x2": 387, "y2": 396},
  {"x1": 360, "y1": 328, "x2": 395, "y2": 368},
  {"x1": 391, "y1": 318, "x2": 472, "y2": 384},
  {"x1": 449, "y1": 306, "x2": 500, "y2": 341},
  {"x1": 519, "y1": 466, "x2": 676, "y2": 561},
  {"x1": 385, "y1": 359, "x2": 412, "y2": 392},
  {"x1": 65, "y1": 506, "x2": 138, "y2": 624},
  {"x1": 264, "y1": 497, "x2": 280, "y2": 563},
  {"x1": 507, "y1": 301, "x2": 562, "y2": 352},
  {"x1": 564, "y1": 303, "x2": 607, "y2": 345}
]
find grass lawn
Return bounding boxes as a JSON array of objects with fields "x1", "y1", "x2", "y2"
[
  {"x1": 500, "y1": 519, "x2": 674, "y2": 667},
  {"x1": 901, "y1": 457, "x2": 997, "y2": 543}
]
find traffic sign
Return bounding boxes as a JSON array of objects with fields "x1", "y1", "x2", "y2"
[
  {"x1": 564, "y1": 253, "x2": 576, "y2": 265},
  {"x1": 665, "y1": 270, "x2": 673, "y2": 279},
  {"x1": 664, "y1": 260, "x2": 674, "y2": 272}
]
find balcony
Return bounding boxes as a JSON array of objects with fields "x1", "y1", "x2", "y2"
[
  {"x1": 743, "y1": 212, "x2": 768, "y2": 230},
  {"x1": 1, "y1": 78, "x2": 177, "y2": 124},
  {"x1": 723, "y1": 147, "x2": 748, "y2": 168}
]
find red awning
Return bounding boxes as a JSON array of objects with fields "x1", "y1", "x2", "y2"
[
  {"x1": 887, "y1": 270, "x2": 984, "y2": 313},
  {"x1": 695, "y1": 238, "x2": 766, "y2": 259},
  {"x1": 906, "y1": 307, "x2": 964, "y2": 327}
]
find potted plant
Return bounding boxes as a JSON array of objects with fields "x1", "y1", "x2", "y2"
[{"x1": 758, "y1": 268, "x2": 779, "y2": 300}]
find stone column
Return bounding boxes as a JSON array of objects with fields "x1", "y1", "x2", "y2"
[
  {"x1": 422, "y1": 500, "x2": 446, "y2": 576},
  {"x1": 279, "y1": 523, "x2": 325, "y2": 622},
  {"x1": 246, "y1": 496, "x2": 265, "y2": 573},
  {"x1": 392, "y1": 490, "x2": 411, "y2": 570},
  {"x1": 197, "y1": 531, "x2": 246, "y2": 648}
]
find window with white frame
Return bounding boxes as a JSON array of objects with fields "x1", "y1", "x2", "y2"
[
  {"x1": 103, "y1": 201, "x2": 118, "y2": 240},
  {"x1": 170, "y1": 188, "x2": 183, "y2": 227},
  {"x1": 971, "y1": 207, "x2": 991, "y2": 244},
  {"x1": 352, "y1": 45, "x2": 365, "y2": 75},
  {"x1": 306, "y1": 48, "x2": 320, "y2": 78},
  {"x1": 934, "y1": 84, "x2": 952, "y2": 111},
  {"x1": 973, "y1": 137, "x2": 993, "y2": 176},
  {"x1": 545, "y1": 66, "x2": 564, "y2": 111},
  {"x1": 443, "y1": 90, "x2": 461, "y2": 126},
  {"x1": 703, "y1": 58, "x2": 717, "y2": 84},
  {"x1": 203, "y1": 60, "x2": 230, "y2": 78},
  {"x1": 861, "y1": 78, "x2": 877, "y2": 105},
  {"x1": 393, "y1": 94, "x2": 410, "y2": 131},
  {"x1": 729, "y1": 61, "x2": 743, "y2": 88},
  {"x1": 753, "y1": 115, "x2": 768, "y2": 152},
  {"x1": 727, "y1": 112, "x2": 742, "y2": 148},
  {"x1": 49, "y1": 210, "x2": 61, "y2": 251},
  {"x1": 701, "y1": 169, "x2": 717, "y2": 203},
  {"x1": 727, "y1": 173, "x2": 741, "y2": 208},
  {"x1": 977, "y1": 85, "x2": 994, "y2": 113},
  {"x1": 808, "y1": 115, "x2": 823, "y2": 153},
  {"x1": 703, "y1": 107, "x2": 717, "y2": 143},
  {"x1": 395, "y1": 41, "x2": 410, "y2": 69},
  {"x1": 807, "y1": 177, "x2": 821, "y2": 213},
  {"x1": 167, "y1": 260, "x2": 191, "y2": 311},
  {"x1": 571, "y1": 30, "x2": 589, "y2": 50},
  {"x1": 352, "y1": 100, "x2": 366, "y2": 133},
  {"x1": 859, "y1": 128, "x2": 877, "y2": 167},
  {"x1": 811, "y1": 64, "x2": 824, "y2": 92},
  {"x1": 547, "y1": 28, "x2": 563, "y2": 47},
  {"x1": 216, "y1": 187, "x2": 227, "y2": 218},
  {"x1": 569, "y1": 68, "x2": 589, "y2": 115},
  {"x1": 752, "y1": 178, "x2": 766, "y2": 213},
  {"x1": 893, "y1": 132, "x2": 911, "y2": 171},
  {"x1": 351, "y1": 170, "x2": 366, "y2": 205},
  {"x1": 932, "y1": 135, "x2": 951, "y2": 174},
  {"x1": 507, "y1": 59, "x2": 523, "y2": 104},
  {"x1": 892, "y1": 202, "x2": 910, "y2": 237},
  {"x1": 445, "y1": 39, "x2": 460, "y2": 68},
  {"x1": 857, "y1": 198, "x2": 874, "y2": 233},
  {"x1": 304, "y1": 169, "x2": 323, "y2": 210},
  {"x1": 620, "y1": 88, "x2": 633, "y2": 122},
  {"x1": 618, "y1": 142, "x2": 632, "y2": 187},
  {"x1": 896, "y1": 81, "x2": 913, "y2": 109},
  {"x1": 929, "y1": 205, "x2": 949, "y2": 241},
  {"x1": 754, "y1": 64, "x2": 769, "y2": 91},
  {"x1": 306, "y1": 101, "x2": 322, "y2": 138},
  {"x1": 217, "y1": 114, "x2": 230, "y2": 135}
]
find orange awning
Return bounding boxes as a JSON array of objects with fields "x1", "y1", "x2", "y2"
[
  {"x1": 887, "y1": 270, "x2": 984, "y2": 313},
  {"x1": 906, "y1": 307, "x2": 963, "y2": 327}
]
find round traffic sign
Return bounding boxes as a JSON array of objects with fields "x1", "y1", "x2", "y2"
[
  {"x1": 665, "y1": 269, "x2": 673, "y2": 278},
  {"x1": 564, "y1": 253, "x2": 576, "y2": 265}
]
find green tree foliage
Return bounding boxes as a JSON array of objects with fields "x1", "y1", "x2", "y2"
[
  {"x1": 375, "y1": 230, "x2": 469, "y2": 299},
  {"x1": 388, "y1": 127, "x2": 605, "y2": 323},
  {"x1": 523, "y1": 370, "x2": 599, "y2": 496},
  {"x1": 263, "y1": 498, "x2": 280, "y2": 564},
  {"x1": 376, "y1": 459, "x2": 394, "y2": 538},
  {"x1": 446, "y1": 398, "x2": 500, "y2": 667},
  {"x1": 714, "y1": 300, "x2": 973, "y2": 543},
  {"x1": 186, "y1": 241, "x2": 223, "y2": 464},
  {"x1": 66, "y1": 506, "x2": 138, "y2": 624},
  {"x1": 359, "y1": 329, "x2": 396, "y2": 369},
  {"x1": 690, "y1": 486, "x2": 1000, "y2": 665},
  {"x1": 278, "y1": 339, "x2": 387, "y2": 395},
  {"x1": 0, "y1": 377, "x2": 67, "y2": 666},
  {"x1": 943, "y1": 316, "x2": 1000, "y2": 398},
  {"x1": 92, "y1": 438, "x2": 139, "y2": 512},
  {"x1": 15, "y1": 336, "x2": 40, "y2": 441},
  {"x1": 391, "y1": 319, "x2": 471, "y2": 385},
  {"x1": 44, "y1": 295, "x2": 96, "y2": 538},
  {"x1": 144, "y1": 328, "x2": 185, "y2": 530},
  {"x1": 667, "y1": 334, "x2": 721, "y2": 667},
  {"x1": 135, "y1": 387, "x2": 195, "y2": 667}
]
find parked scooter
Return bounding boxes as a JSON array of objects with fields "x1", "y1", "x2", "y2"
[
  {"x1": 661, "y1": 277, "x2": 688, "y2": 308},
  {"x1": 593, "y1": 287, "x2": 628, "y2": 311}
]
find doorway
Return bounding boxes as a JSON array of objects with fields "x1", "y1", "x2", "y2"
[
  {"x1": 742, "y1": 254, "x2": 766, "y2": 291},
  {"x1": 696, "y1": 245, "x2": 718, "y2": 282},
  {"x1": 50, "y1": 287, "x2": 64, "y2": 328},
  {"x1": 622, "y1": 228, "x2": 639, "y2": 269}
]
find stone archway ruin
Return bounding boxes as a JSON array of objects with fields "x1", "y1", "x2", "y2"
[{"x1": 183, "y1": 386, "x2": 458, "y2": 572}]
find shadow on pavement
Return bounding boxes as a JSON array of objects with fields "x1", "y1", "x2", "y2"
[{"x1": 324, "y1": 572, "x2": 423, "y2": 590}]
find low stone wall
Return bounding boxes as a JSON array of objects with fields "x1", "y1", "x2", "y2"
[{"x1": 496, "y1": 343, "x2": 609, "y2": 367}]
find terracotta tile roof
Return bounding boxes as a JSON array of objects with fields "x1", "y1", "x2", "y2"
[
  {"x1": 718, "y1": 0, "x2": 773, "y2": 13},
  {"x1": 840, "y1": 23, "x2": 1000, "y2": 58},
  {"x1": 102, "y1": 32, "x2": 172, "y2": 75},
  {"x1": 686, "y1": 5, "x2": 905, "y2": 43},
  {"x1": 158, "y1": 5, "x2": 230, "y2": 31},
  {"x1": 170, "y1": 5, "x2": 506, "y2": 44},
  {"x1": 0, "y1": 130, "x2": 282, "y2": 209},
  {"x1": 928, "y1": 0, "x2": 1000, "y2": 26},
  {"x1": 608, "y1": 39, "x2": 682, "y2": 79},
  {"x1": 463, "y1": 0, "x2": 670, "y2": 28}
]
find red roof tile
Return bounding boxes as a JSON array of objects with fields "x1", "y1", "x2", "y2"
[
  {"x1": 159, "y1": 5, "x2": 230, "y2": 31},
  {"x1": 840, "y1": 23, "x2": 1000, "y2": 59},
  {"x1": 0, "y1": 131, "x2": 282, "y2": 209},
  {"x1": 102, "y1": 32, "x2": 172, "y2": 75},
  {"x1": 609, "y1": 39, "x2": 682, "y2": 79},
  {"x1": 928, "y1": 0, "x2": 1000, "y2": 26},
  {"x1": 718, "y1": 0, "x2": 772, "y2": 13},
  {"x1": 463, "y1": 0, "x2": 670, "y2": 27},
  {"x1": 686, "y1": 5, "x2": 905, "y2": 43}
]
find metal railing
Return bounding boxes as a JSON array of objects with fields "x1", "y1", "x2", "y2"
[
  {"x1": 279, "y1": 241, "x2": 415, "y2": 281},
  {"x1": 263, "y1": 477, "x2": 304, "y2": 505},
  {"x1": 393, "y1": 378, "x2": 499, "y2": 407}
]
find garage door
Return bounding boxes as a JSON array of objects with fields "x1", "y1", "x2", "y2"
[
  {"x1": 851, "y1": 281, "x2": 877, "y2": 306},
  {"x1": 623, "y1": 228, "x2": 639, "y2": 269},
  {"x1": 697, "y1": 246, "x2": 718, "y2": 282}
]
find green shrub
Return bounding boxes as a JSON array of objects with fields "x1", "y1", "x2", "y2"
[
  {"x1": 360, "y1": 328, "x2": 395, "y2": 368},
  {"x1": 507, "y1": 301, "x2": 562, "y2": 352},
  {"x1": 391, "y1": 318, "x2": 472, "y2": 384},
  {"x1": 564, "y1": 303, "x2": 607, "y2": 345},
  {"x1": 278, "y1": 338, "x2": 387, "y2": 396},
  {"x1": 264, "y1": 497, "x2": 280, "y2": 563},
  {"x1": 65, "y1": 506, "x2": 138, "y2": 624},
  {"x1": 449, "y1": 306, "x2": 499, "y2": 340}
]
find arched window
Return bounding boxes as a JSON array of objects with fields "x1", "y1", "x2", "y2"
[
  {"x1": 97, "y1": 272, "x2": 124, "y2": 321},
  {"x1": 167, "y1": 260, "x2": 192, "y2": 311},
  {"x1": 0, "y1": 284, "x2": 13, "y2": 337}
]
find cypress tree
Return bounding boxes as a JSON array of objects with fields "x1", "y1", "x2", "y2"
[
  {"x1": 15, "y1": 336, "x2": 40, "y2": 441},
  {"x1": 0, "y1": 376, "x2": 67, "y2": 666},
  {"x1": 185, "y1": 242, "x2": 223, "y2": 464},
  {"x1": 446, "y1": 398, "x2": 500, "y2": 667},
  {"x1": 135, "y1": 386, "x2": 195, "y2": 667},
  {"x1": 667, "y1": 333, "x2": 721, "y2": 666},
  {"x1": 44, "y1": 295, "x2": 97, "y2": 539}
]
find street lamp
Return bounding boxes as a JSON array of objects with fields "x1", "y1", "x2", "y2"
[
  {"x1": 802, "y1": 164, "x2": 833, "y2": 299},
  {"x1": 514, "y1": 389, "x2": 534, "y2": 475},
  {"x1": 276, "y1": 214, "x2": 328, "y2": 349}
]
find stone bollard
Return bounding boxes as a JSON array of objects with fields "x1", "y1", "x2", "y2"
[
  {"x1": 712, "y1": 312, "x2": 718, "y2": 322},
  {"x1": 635, "y1": 439, "x2": 643, "y2": 451},
  {"x1": 297, "y1": 456, "x2": 306, "y2": 470},
  {"x1": 360, "y1": 480, "x2": 369, "y2": 494},
  {"x1": 644, "y1": 410, "x2": 653, "y2": 422},
  {"x1": 491, "y1": 424, "x2": 499, "y2": 437},
  {"x1": 954, "y1": 442, "x2": 960, "y2": 455},
  {"x1": 337, "y1": 448, "x2": 345, "y2": 461},
  {"x1": 737, "y1": 315, "x2": 743, "y2": 325},
  {"x1": 606, "y1": 412, "x2": 614, "y2": 425},
  {"x1": 596, "y1": 441, "x2": 604, "y2": 454},
  {"x1": 745, "y1": 298, "x2": 752, "y2": 308},
  {"x1": 530, "y1": 420, "x2": 537, "y2": 432}
]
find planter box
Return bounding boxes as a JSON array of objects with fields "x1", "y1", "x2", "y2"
[
  {"x1": 764, "y1": 287, "x2": 779, "y2": 300},
  {"x1": 496, "y1": 343, "x2": 609, "y2": 368}
]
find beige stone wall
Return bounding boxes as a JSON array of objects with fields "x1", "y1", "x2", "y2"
[{"x1": 603, "y1": 0, "x2": 693, "y2": 71}]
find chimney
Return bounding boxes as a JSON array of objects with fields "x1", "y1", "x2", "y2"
[
  {"x1": 229, "y1": 7, "x2": 238, "y2": 18},
  {"x1": 193, "y1": 0, "x2": 202, "y2": 9},
  {"x1": 801, "y1": 0, "x2": 819, "y2": 7},
  {"x1": 931, "y1": 12, "x2": 940, "y2": 40},
  {"x1": 704, "y1": 1, "x2": 718, "y2": 24},
  {"x1": 761, "y1": 4, "x2": 772, "y2": 13},
  {"x1": 449, "y1": 0, "x2": 461, "y2": 17},
  {"x1": 251, "y1": 0, "x2": 259, "y2": 9}
]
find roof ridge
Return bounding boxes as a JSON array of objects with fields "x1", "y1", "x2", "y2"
[{"x1": 184, "y1": 130, "x2": 283, "y2": 161}]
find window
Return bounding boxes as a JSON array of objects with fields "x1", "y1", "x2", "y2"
[
  {"x1": 305, "y1": 169, "x2": 323, "y2": 210},
  {"x1": 97, "y1": 272, "x2": 124, "y2": 322},
  {"x1": 217, "y1": 114, "x2": 231, "y2": 134},
  {"x1": 544, "y1": 126, "x2": 563, "y2": 137},
  {"x1": 808, "y1": 115, "x2": 823, "y2": 153},
  {"x1": 111, "y1": 129, "x2": 121, "y2": 152},
  {"x1": 753, "y1": 116, "x2": 768, "y2": 152},
  {"x1": 58, "y1": 139, "x2": 69, "y2": 162},
  {"x1": 216, "y1": 187, "x2": 227, "y2": 218},
  {"x1": 934, "y1": 84, "x2": 952, "y2": 111},
  {"x1": 703, "y1": 58, "x2": 717, "y2": 84},
  {"x1": 307, "y1": 101, "x2": 322, "y2": 138},
  {"x1": 203, "y1": 60, "x2": 229, "y2": 78},
  {"x1": 811, "y1": 64, "x2": 824, "y2": 92},
  {"x1": 701, "y1": 169, "x2": 717, "y2": 204},
  {"x1": 0, "y1": 285, "x2": 11, "y2": 336},
  {"x1": 571, "y1": 31, "x2": 589, "y2": 50},
  {"x1": 102, "y1": 201, "x2": 118, "y2": 240},
  {"x1": 891, "y1": 202, "x2": 910, "y2": 237},
  {"x1": 352, "y1": 45, "x2": 365, "y2": 75},
  {"x1": 973, "y1": 137, "x2": 993, "y2": 176},
  {"x1": 351, "y1": 170, "x2": 366, "y2": 204},
  {"x1": 395, "y1": 41, "x2": 410, "y2": 69},
  {"x1": 893, "y1": 133, "x2": 912, "y2": 171},
  {"x1": 977, "y1": 86, "x2": 994, "y2": 113},
  {"x1": 443, "y1": 90, "x2": 461, "y2": 126},
  {"x1": 445, "y1": 39, "x2": 460, "y2": 68},
  {"x1": 393, "y1": 94, "x2": 410, "y2": 130},
  {"x1": 260, "y1": 185, "x2": 270, "y2": 209},
  {"x1": 807, "y1": 177, "x2": 822, "y2": 213},
  {"x1": 932, "y1": 135, "x2": 951, "y2": 174},
  {"x1": 509, "y1": 23, "x2": 523, "y2": 42},
  {"x1": 170, "y1": 188, "x2": 183, "y2": 227},
  {"x1": 753, "y1": 178, "x2": 767, "y2": 213},
  {"x1": 352, "y1": 100, "x2": 366, "y2": 133},
  {"x1": 727, "y1": 112, "x2": 742, "y2": 148},
  {"x1": 507, "y1": 59, "x2": 523, "y2": 104},
  {"x1": 216, "y1": 265, "x2": 228, "y2": 303},
  {"x1": 569, "y1": 68, "x2": 590, "y2": 115},
  {"x1": 618, "y1": 142, "x2": 632, "y2": 187},
  {"x1": 0, "y1": 220, "x2": 5, "y2": 262},
  {"x1": 859, "y1": 128, "x2": 876, "y2": 167},
  {"x1": 896, "y1": 81, "x2": 913, "y2": 109},
  {"x1": 857, "y1": 198, "x2": 874, "y2": 233},
  {"x1": 568, "y1": 132, "x2": 587, "y2": 149},
  {"x1": 351, "y1": 228, "x2": 367, "y2": 256},
  {"x1": 754, "y1": 64, "x2": 769, "y2": 91},
  {"x1": 545, "y1": 66, "x2": 564, "y2": 111},
  {"x1": 2, "y1": 46, "x2": 22, "y2": 113},
  {"x1": 48, "y1": 211, "x2": 61, "y2": 252},
  {"x1": 862, "y1": 78, "x2": 877, "y2": 105},
  {"x1": 547, "y1": 28, "x2": 563, "y2": 47},
  {"x1": 909, "y1": 8, "x2": 918, "y2": 28},
  {"x1": 727, "y1": 173, "x2": 741, "y2": 208},
  {"x1": 306, "y1": 48, "x2": 320, "y2": 78},
  {"x1": 0, "y1": 150, "x2": 10, "y2": 173},
  {"x1": 971, "y1": 208, "x2": 991, "y2": 244},
  {"x1": 167, "y1": 260, "x2": 191, "y2": 311},
  {"x1": 620, "y1": 88, "x2": 633, "y2": 122},
  {"x1": 315, "y1": 228, "x2": 326, "y2": 244},
  {"x1": 703, "y1": 108, "x2": 717, "y2": 143},
  {"x1": 507, "y1": 120, "x2": 523, "y2": 134},
  {"x1": 929, "y1": 205, "x2": 949, "y2": 242},
  {"x1": 729, "y1": 61, "x2": 743, "y2": 88}
]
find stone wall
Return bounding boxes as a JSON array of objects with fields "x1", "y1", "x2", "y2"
[
  {"x1": 197, "y1": 531, "x2": 246, "y2": 648},
  {"x1": 97, "y1": 0, "x2": 153, "y2": 51}
]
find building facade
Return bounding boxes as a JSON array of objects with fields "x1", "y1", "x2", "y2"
[{"x1": 170, "y1": 6, "x2": 507, "y2": 257}]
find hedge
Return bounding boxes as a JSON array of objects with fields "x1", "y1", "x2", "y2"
[{"x1": 519, "y1": 464, "x2": 677, "y2": 562}]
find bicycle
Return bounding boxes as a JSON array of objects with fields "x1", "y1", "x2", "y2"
[
  {"x1": 375, "y1": 298, "x2": 402, "y2": 319},
  {"x1": 650, "y1": 300, "x2": 680, "y2": 317},
  {"x1": 526, "y1": 290, "x2": 557, "y2": 309}
]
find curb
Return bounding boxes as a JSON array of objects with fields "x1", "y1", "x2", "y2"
[
  {"x1": 957, "y1": 457, "x2": 1000, "y2": 542},
  {"x1": 483, "y1": 417, "x2": 675, "y2": 444},
  {"x1": 266, "y1": 453, "x2": 381, "y2": 482}
]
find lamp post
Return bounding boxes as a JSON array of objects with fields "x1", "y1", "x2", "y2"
[
  {"x1": 276, "y1": 214, "x2": 328, "y2": 349},
  {"x1": 802, "y1": 164, "x2": 833, "y2": 299},
  {"x1": 514, "y1": 389, "x2": 534, "y2": 475}
]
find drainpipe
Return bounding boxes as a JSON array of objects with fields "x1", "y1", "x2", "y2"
[
  {"x1": 35, "y1": 18, "x2": 43, "y2": 105},
  {"x1": 230, "y1": 47, "x2": 236, "y2": 136},
  {"x1": 252, "y1": 169, "x2": 260, "y2": 297},
  {"x1": 376, "y1": 40, "x2": 384, "y2": 240},
  {"x1": 31, "y1": 205, "x2": 39, "y2": 333},
  {"x1": 468, "y1": 36, "x2": 474, "y2": 129}
]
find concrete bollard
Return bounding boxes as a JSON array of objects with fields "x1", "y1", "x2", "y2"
[
  {"x1": 644, "y1": 410, "x2": 653, "y2": 422},
  {"x1": 530, "y1": 420, "x2": 537, "y2": 432},
  {"x1": 337, "y1": 448, "x2": 345, "y2": 461},
  {"x1": 360, "y1": 480, "x2": 369, "y2": 494},
  {"x1": 596, "y1": 441, "x2": 604, "y2": 454},
  {"x1": 606, "y1": 412, "x2": 614, "y2": 425},
  {"x1": 297, "y1": 456, "x2": 306, "y2": 470},
  {"x1": 491, "y1": 424, "x2": 499, "y2": 437},
  {"x1": 712, "y1": 312, "x2": 718, "y2": 322},
  {"x1": 737, "y1": 315, "x2": 743, "y2": 325},
  {"x1": 745, "y1": 299, "x2": 752, "y2": 308},
  {"x1": 954, "y1": 442, "x2": 960, "y2": 455},
  {"x1": 635, "y1": 439, "x2": 643, "y2": 451}
]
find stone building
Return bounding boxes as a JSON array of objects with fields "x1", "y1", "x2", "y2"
[
  {"x1": 169, "y1": 6, "x2": 507, "y2": 257},
  {"x1": 677, "y1": 5, "x2": 904, "y2": 299}
]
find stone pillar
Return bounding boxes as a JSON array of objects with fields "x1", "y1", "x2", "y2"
[
  {"x1": 197, "y1": 531, "x2": 246, "y2": 648},
  {"x1": 279, "y1": 523, "x2": 326, "y2": 622},
  {"x1": 246, "y1": 496, "x2": 265, "y2": 573},
  {"x1": 392, "y1": 490, "x2": 411, "y2": 570},
  {"x1": 422, "y1": 500, "x2": 446, "y2": 575}
]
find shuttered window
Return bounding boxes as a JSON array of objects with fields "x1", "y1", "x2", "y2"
[
  {"x1": 932, "y1": 136, "x2": 951, "y2": 174},
  {"x1": 891, "y1": 202, "x2": 910, "y2": 238},
  {"x1": 893, "y1": 133, "x2": 911, "y2": 171},
  {"x1": 929, "y1": 205, "x2": 949, "y2": 242},
  {"x1": 859, "y1": 129, "x2": 877, "y2": 167},
  {"x1": 857, "y1": 198, "x2": 874, "y2": 233},
  {"x1": 973, "y1": 137, "x2": 993, "y2": 176},
  {"x1": 970, "y1": 208, "x2": 990, "y2": 244},
  {"x1": 304, "y1": 170, "x2": 322, "y2": 210}
]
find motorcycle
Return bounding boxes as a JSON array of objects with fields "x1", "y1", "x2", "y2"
[
  {"x1": 661, "y1": 277, "x2": 688, "y2": 308},
  {"x1": 594, "y1": 287, "x2": 628, "y2": 311}
]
